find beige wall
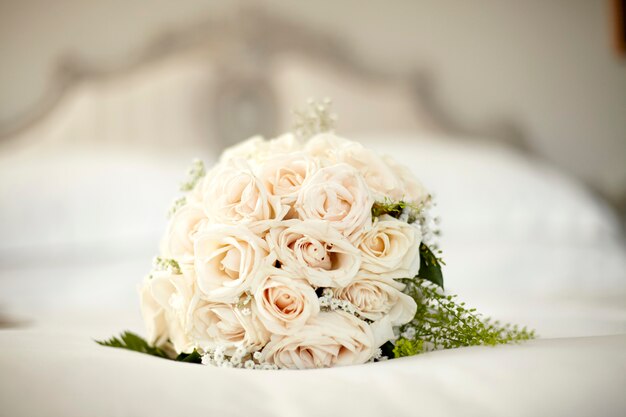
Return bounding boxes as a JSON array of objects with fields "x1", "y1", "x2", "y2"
[{"x1": 0, "y1": 0, "x2": 624, "y2": 200}]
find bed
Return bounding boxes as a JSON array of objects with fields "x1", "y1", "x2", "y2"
[{"x1": 0, "y1": 9, "x2": 625, "y2": 417}]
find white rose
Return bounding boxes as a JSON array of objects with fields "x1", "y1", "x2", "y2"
[
  {"x1": 160, "y1": 203, "x2": 208, "y2": 263},
  {"x1": 382, "y1": 155, "x2": 429, "y2": 204},
  {"x1": 261, "y1": 311, "x2": 375, "y2": 369},
  {"x1": 138, "y1": 266, "x2": 196, "y2": 353},
  {"x1": 258, "y1": 152, "x2": 319, "y2": 208},
  {"x1": 357, "y1": 214, "x2": 421, "y2": 279},
  {"x1": 295, "y1": 163, "x2": 373, "y2": 241},
  {"x1": 202, "y1": 160, "x2": 288, "y2": 226},
  {"x1": 220, "y1": 135, "x2": 268, "y2": 164},
  {"x1": 194, "y1": 224, "x2": 273, "y2": 303},
  {"x1": 220, "y1": 134, "x2": 303, "y2": 166},
  {"x1": 267, "y1": 219, "x2": 361, "y2": 288},
  {"x1": 370, "y1": 315, "x2": 396, "y2": 348},
  {"x1": 304, "y1": 133, "x2": 352, "y2": 162},
  {"x1": 266, "y1": 133, "x2": 302, "y2": 155},
  {"x1": 305, "y1": 133, "x2": 428, "y2": 203},
  {"x1": 253, "y1": 267, "x2": 320, "y2": 335},
  {"x1": 339, "y1": 147, "x2": 407, "y2": 201},
  {"x1": 186, "y1": 297, "x2": 270, "y2": 355},
  {"x1": 334, "y1": 275, "x2": 417, "y2": 325}
]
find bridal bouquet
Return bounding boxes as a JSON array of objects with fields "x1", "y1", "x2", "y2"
[{"x1": 99, "y1": 100, "x2": 533, "y2": 369}]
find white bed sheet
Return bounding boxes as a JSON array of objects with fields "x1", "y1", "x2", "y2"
[
  {"x1": 0, "y1": 258, "x2": 624, "y2": 417},
  {"x1": 1, "y1": 324, "x2": 624, "y2": 417}
]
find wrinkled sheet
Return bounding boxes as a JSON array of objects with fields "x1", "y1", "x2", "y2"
[{"x1": 0, "y1": 324, "x2": 624, "y2": 417}]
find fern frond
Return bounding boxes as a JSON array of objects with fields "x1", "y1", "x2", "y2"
[{"x1": 96, "y1": 331, "x2": 169, "y2": 359}]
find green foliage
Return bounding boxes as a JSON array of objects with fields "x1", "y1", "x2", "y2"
[
  {"x1": 379, "y1": 341, "x2": 396, "y2": 359},
  {"x1": 96, "y1": 331, "x2": 169, "y2": 359},
  {"x1": 180, "y1": 159, "x2": 206, "y2": 192},
  {"x1": 175, "y1": 349, "x2": 202, "y2": 364},
  {"x1": 392, "y1": 338, "x2": 424, "y2": 358},
  {"x1": 418, "y1": 244, "x2": 444, "y2": 288},
  {"x1": 167, "y1": 196, "x2": 187, "y2": 218},
  {"x1": 371, "y1": 199, "x2": 418, "y2": 222},
  {"x1": 97, "y1": 332, "x2": 205, "y2": 364},
  {"x1": 397, "y1": 279, "x2": 535, "y2": 354},
  {"x1": 152, "y1": 257, "x2": 182, "y2": 275},
  {"x1": 372, "y1": 197, "x2": 533, "y2": 360}
]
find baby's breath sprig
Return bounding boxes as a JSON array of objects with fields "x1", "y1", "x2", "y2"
[
  {"x1": 152, "y1": 257, "x2": 182, "y2": 275},
  {"x1": 201, "y1": 346, "x2": 279, "y2": 370},
  {"x1": 167, "y1": 196, "x2": 187, "y2": 218},
  {"x1": 166, "y1": 159, "x2": 205, "y2": 218},
  {"x1": 180, "y1": 159, "x2": 206, "y2": 192},
  {"x1": 394, "y1": 279, "x2": 535, "y2": 357},
  {"x1": 414, "y1": 195, "x2": 441, "y2": 250},
  {"x1": 319, "y1": 288, "x2": 361, "y2": 318},
  {"x1": 292, "y1": 98, "x2": 337, "y2": 140}
]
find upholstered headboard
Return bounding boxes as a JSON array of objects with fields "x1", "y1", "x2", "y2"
[
  {"x1": 0, "y1": 7, "x2": 531, "y2": 153},
  {"x1": 3, "y1": 7, "x2": 624, "y2": 225}
]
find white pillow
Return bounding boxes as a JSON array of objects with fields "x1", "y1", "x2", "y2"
[
  {"x1": 0, "y1": 144, "x2": 216, "y2": 258},
  {"x1": 361, "y1": 134, "x2": 626, "y2": 297}
]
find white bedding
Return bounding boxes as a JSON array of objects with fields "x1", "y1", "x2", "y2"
[
  {"x1": 0, "y1": 136, "x2": 625, "y2": 416},
  {"x1": 1, "y1": 325, "x2": 624, "y2": 417}
]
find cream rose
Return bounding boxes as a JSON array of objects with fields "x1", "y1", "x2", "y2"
[
  {"x1": 295, "y1": 163, "x2": 373, "y2": 241},
  {"x1": 138, "y1": 266, "x2": 196, "y2": 353},
  {"x1": 267, "y1": 133, "x2": 302, "y2": 155},
  {"x1": 382, "y1": 155, "x2": 429, "y2": 204},
  {"x1": 186, "y1": 297, "x2": 270, "y2": 355},
  {"x1": 219, "y1": 135, "x2": 268, "y2": 164},
  {"x1": 160, "y1": 203, "x2": 207, "y2": 263},
  {"x1": 267, "y1": 219, "x2": 361, "y2": 288},
  {"x1": 220, "y1": 134, "x2": 303, "y2": 166},
  {"x1": 260, "y1": 311, "x2": 375, "y2": 369},
  {"x1": 305, "y1": 133, "x2": 428, "y2": 203},
  {"x1": 194, "y1": 224, "x2": 272, "y2": 303},
  {"x1": 253, "y1": 267, "x2": 320, "y2": 335},
  {"x1": 202, "y1": 160, "x2": 288, "y2": 226},
  {"x1": 357, "y1": 214, "x2": 421, "y2": 279},
  {"x1": 334, "y1": 275, "x2": 417, "y2": 325},
  {"x1": 306, "y1": 133, "x2": 420, "y2": 202},
  {"x1": 338, "y1": 146, "x2": 406, "y2": 201},
  {"x1": 258, "y1": 152, "x2": 318, "y2": 208},
  {"x1": 303, "y1": 133, "x2": 351, "y2": 162}
]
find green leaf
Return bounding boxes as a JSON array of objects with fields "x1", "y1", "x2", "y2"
[
  {"x1": 371, "y1": 200, "x2": 405, "y2": 219},
  {"x1": 392, "y1": 338, "x2": 424, "y2": 358},
  {"x1": 371, "y1": 199, "x2": 420, "y2": 222},
  {"x1": 379, "y1": 341, "x2": 396, "y2": 359},
  {"x1": 175, "y1": 349, "x2": 202, "y2": 363},
  {"x1": 180, "y1": 159, "x2": 206, "y2": 192},
  {"x1": 96, "y1": 331, "x2": 169, "y2": 359},
  {"x1": 399, "y1": 278, "x2": 536, "y2": 352},
  {"x1": 418, "y1": 244, "x2": 444, "y2": 288}
]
